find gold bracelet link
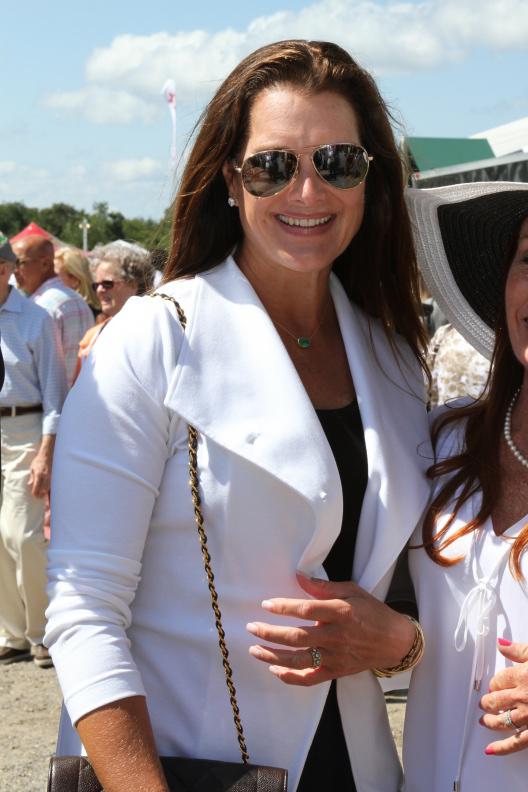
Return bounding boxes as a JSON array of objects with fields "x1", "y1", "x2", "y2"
[{"x1": 372, "y1": 616, "x2": 425, "y2": 679}]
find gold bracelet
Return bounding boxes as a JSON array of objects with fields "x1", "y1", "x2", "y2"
[{"x1": 372, "y1": 616, "x2": 425, "y2": 679}]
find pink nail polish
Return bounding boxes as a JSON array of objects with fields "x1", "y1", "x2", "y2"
[
  {"x1": 485, "y1": 747, "x2": 495, "y2": 755},
  {"x1": 498, "y1": 638, "x2": 512, "y2": 647}
]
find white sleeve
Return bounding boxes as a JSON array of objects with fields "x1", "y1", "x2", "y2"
[{"x1": 45, "y1": 294, "x2": 184, "y2": 726}]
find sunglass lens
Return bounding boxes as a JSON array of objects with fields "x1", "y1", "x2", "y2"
[
  {"x1": 313, "y1": 144, "x2": 369, "y2": 189},
  {"x1": 241, "y1": 151, "x2": 297, "y2": 197}
]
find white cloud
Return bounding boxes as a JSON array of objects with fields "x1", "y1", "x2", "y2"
[
  {"x1": 85, "y1": 0, "x2": 528, "y2": 89},
  {"x1": 42, "y1": 86, "x2": 158, "y2": 124},
  {"x1": 0, "y1": 161, "x2": 18, "y2": 175},
  {"x1": 68, "y1": 164, "x2": 87, "y2": 179},
  {"x1": 0, "y1": 160, "x2": 166, "y2": 219},
  {"x1": 39, "y1": 0, "x2": 528, "y2": 125},
  {"x1": 0, "y1": 163, "x2": 51, "y2": 205},
  {"x1": 104, "y1": 158, "x2": 163, "y2": 182}
]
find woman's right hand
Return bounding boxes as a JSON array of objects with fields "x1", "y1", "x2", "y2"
[{"x1": 246, "y1": 572, "x2": 416, "y2": 685}]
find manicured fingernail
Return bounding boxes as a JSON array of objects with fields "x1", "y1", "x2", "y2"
[
  {"x1": 249, "y1": 645, "x2": 263, "y2": 658},
  {"x1": 498, "y1": 638, "x2": 512, "y2": 646},
  {"x1": 261, "y1": 600, "x2": 273, "y2": 609},
  {"x1": 269, "y1": 665, "x2": 281, "y2": 675},
  {"x1": 485, "y1": 746, "x2": 495, "y2": 755},
  {"x1": 246, "y1": 622, "x2": 258, "y2": 633}
]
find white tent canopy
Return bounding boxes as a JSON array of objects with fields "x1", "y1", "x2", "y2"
[{"x1": 471, "y1": 117, "x2": 528, "y2": 157}]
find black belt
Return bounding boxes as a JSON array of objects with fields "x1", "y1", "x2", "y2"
[{"x1": 0, "y1": 404, "x2": 43, "y2": 418}]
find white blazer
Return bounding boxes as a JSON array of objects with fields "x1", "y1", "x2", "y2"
[{"x1": 46, "y1": 256, "x2": 432, "y2": 792}]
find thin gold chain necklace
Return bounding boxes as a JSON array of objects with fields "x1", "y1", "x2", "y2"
[{"x1": 270, "y1": 299, "x2": 330, "y2": 349}]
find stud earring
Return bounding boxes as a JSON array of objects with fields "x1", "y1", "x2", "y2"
[{"x1": 227, "y1": 196, "x2": 238, "y2": 208}]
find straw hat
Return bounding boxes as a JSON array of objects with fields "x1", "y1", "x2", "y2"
[{"x1": 406, "y1": 182, "x2": 528, "y2": 360}]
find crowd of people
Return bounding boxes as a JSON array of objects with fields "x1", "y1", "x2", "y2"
[
  {"x1": 0, "y1": 234, "x2": 155, "y2": 669},
  {"x1": 0, "y1": 37, "x2": 527, "y2": 792}
]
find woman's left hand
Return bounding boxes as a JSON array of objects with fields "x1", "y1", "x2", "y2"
[
  {"x1": 246, "y1": 572, "x2": 415, "y2": 686},
  {"x1": 479, "y1": 640, "x2": 528, "y2": 755}
]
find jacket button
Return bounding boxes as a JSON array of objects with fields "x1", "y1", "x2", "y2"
[{"x1": 319, "y1": 491, "x2": 327, "y2": 500}]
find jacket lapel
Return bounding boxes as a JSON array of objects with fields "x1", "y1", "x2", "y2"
[
  {"x1": 331, "y1": 278, "x2": 432, "y2": 592},
  {"x1": 163, "y1": 257, "x2": 432, "y2": 587},
  {"x1": 164, "y1": 257, "x2": 343, "y2": 566}
]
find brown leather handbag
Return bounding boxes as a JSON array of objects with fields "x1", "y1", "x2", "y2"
[{"x1": 47, "y1": 295, "x2": 288, "y2": 792}]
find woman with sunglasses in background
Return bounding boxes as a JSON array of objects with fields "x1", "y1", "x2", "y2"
[
  {"x1": 45, "y1": 41, "x2": 431, "y2": 792},
  {"x1": 73, "y1": 244, "x2": 155, "y2": 381}
]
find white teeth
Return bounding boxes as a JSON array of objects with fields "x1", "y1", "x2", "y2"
[{"x1": 277, "y1": 214, "x2": 332, "y2": 227}]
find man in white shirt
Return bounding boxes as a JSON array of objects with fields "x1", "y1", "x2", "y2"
[
  {"x1": 12, "y1": 235, "x2": 93, "y2": 386},
  {"x1": 0, "y1": 234, "x2": 68, "y2": 667}
]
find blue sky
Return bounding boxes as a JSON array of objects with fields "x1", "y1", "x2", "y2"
[{"x1": 2, "y1": 0, "x2": 527, "y2": 221}]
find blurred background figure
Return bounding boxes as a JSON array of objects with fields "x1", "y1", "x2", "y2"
[
  {"x1": 54, "y1": 248, "x2": 101, "y2": 318},
  {"x1": 0, "y1": 233, "x2": 67, "y2": 669},
  {"x1": 11, "y1": 235, "x2": 93, "y2": 387},
  {"x1": 147, "y1": 248, "x2": 167, "y2": 288},
  {"x1": 427, "y1": 322, "x2": 491, "y2": 408},
  {"x1": 75, "y1": 244, "x2": 155, "y2": 379},
  {"x1": 419, "y1": 275, "x2": 447, "y2": 339}
]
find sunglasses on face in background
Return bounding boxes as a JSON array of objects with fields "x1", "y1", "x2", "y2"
[
  {"x1": 93, "y1": 279, "x2": 122, "y2": 291},
  {"x1": 232, "y1": 143, "x2": 373, "y2": 198}
]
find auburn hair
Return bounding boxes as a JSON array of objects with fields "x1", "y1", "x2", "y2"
[
  {"x1": 421, "y1": 214, "x2": 528, "y2": 578},
  {"x1": 163, "y1": 39, "x2": 427, "y2": 371}
]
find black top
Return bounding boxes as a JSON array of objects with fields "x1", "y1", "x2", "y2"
[{"x1": 297, "y1": 400, "x2": 368, "y2": 792}]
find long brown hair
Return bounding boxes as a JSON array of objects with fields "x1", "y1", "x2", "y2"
[
  {"x1": 163, "y1": 39, "x2": 427, "y2": 369},
  {"x1": 421, "y1": 215, "x2": 527, "y2": 578}
]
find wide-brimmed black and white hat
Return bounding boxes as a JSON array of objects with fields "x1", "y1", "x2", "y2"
[{"x1": 406, "y1": 182, "x2": 528, "y2": 360}]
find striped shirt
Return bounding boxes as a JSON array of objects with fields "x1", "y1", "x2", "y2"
[
  {"x1": 0, "y1": 286, "x2": 67, "y2": 434},
  {"x1": 31, "y1": 276, "x2": 94, "y2": 387}
]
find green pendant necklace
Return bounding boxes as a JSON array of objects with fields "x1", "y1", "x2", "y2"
[{"x1": 271, "y1": 300, "x2": 330, "y2": 349}]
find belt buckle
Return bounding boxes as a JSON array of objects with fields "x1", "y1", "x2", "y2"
[{"x1": 11, "y1": 406, "x2": 16, "y2": 417}]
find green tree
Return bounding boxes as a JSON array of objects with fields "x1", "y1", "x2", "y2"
[
  {"x1": 122, "y1": 217, "x2": 160, "y2": 248},
  {"x1": 0, "y1": 199, "x2": 172, "y2": 251},
  {"x1": 38, "y1": 203, "x2": 81, "y2": 239},
  {"x1": 0, "y1": 202, "x2": 34, "y2": 237},
  {"x1": 87, "y1": 202, "x2": 113, "y2": 247}
]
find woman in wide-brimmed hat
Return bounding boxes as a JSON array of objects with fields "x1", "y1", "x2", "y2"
[{"x1": 404, "y1": 182, "x2": 528, "y2": 791}]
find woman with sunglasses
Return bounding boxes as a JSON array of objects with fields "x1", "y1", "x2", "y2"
[
  {"x1": 74, "y1": 244, "x2": 155, "y2": 380},
  {"x1": 45, "y1": 40, "x2": 431, "y2": 792}
]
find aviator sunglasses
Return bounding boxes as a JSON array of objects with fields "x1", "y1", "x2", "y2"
[{"x1": 233, "y1": 143, "x2": 373, "y2": 198}]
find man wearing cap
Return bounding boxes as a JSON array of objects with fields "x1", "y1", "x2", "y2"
[
  {"x1": 0, "y1": 233, "x2": 67, "y2": 667},
  {"x1": 11, "y1": 235, "x2": 93, "y2": 386}
]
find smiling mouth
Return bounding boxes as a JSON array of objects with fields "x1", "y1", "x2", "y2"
[{"x1": 277, "y1": 214, "x2": 333, "y2": 228}]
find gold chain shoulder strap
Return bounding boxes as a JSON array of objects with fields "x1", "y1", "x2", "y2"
[{"x1": 150, "y1": 293, "x2": 250, "y2": 764}]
